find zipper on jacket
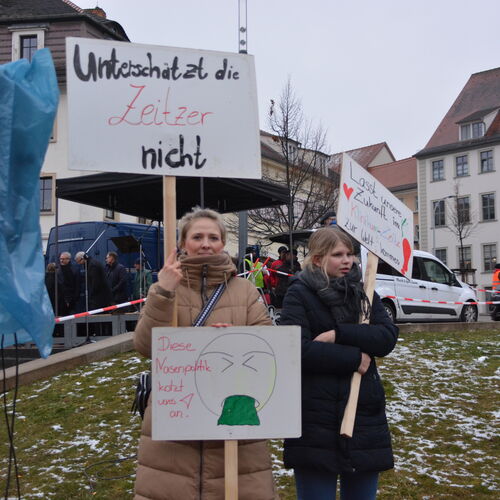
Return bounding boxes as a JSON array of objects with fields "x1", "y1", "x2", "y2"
[{"x1": 201, "y1": 264, "x2": 208, "y2": 306}]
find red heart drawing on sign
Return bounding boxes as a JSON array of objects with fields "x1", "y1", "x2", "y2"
[{"x1": 343, "y1": 183, "x2": 354, "y2": 200}]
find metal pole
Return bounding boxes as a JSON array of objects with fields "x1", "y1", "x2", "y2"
[
  {"x1": 200, "y1": 178, "x2": 205, "y2": 208},
  {"x1": 54, "y1": 196, "x2": 59, "y2": 317}
]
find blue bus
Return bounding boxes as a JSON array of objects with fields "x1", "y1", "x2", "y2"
[{"x1": 45, "y1": 221, "x2": 164, "y2": 272}]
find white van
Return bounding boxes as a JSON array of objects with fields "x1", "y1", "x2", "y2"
[{"x1": 372, "y1": 250, "x2": 478, "y2": 323}]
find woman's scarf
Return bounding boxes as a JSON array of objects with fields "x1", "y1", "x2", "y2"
[{"x1": 298, "y1": 263, "x2": 371, "y2": 323}]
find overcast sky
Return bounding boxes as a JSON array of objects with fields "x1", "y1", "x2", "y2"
[{"x1": 76, "y1": 0, "x2": 499, "y2": 160}]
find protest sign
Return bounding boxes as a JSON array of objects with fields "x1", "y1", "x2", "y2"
[
  {"x1": 337, "y1": 153, "x2": 414, "y2": 278},
  {"x1": 66, "y1": 37, "x2": 261, "y2": 179},
  {"x1": 151, "y1": 326, "x2": 301, "y2": 440}
]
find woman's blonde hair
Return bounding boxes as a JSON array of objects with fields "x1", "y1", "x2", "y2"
[
  {"x1": 303, "y1": 228, "x2": 354, "y2": 278},
  {"x1": 178, "y1": 207, "x2": 227, "y2": 248}
]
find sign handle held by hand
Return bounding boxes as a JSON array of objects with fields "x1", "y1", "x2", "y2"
[{"x1": 340, "y1": 251, "x2": 378, "y2": 438}]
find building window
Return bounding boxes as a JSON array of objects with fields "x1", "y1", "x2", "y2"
[
  {"x1": 414, "y1": 224, "x2": 419, "y2": 242},
  {"x1": 40, "y1": 175, "x2": 53, "y2": 213},
  {"x1": 455, "y1": 155, "x2": 468, "y2": 177},
  {"x1": 481, "y1": 193, "x2": 495, "y2": 221},
  {"x1": 415, "y1": 196, "x2": 419, "y2": 211},
  {"x1": 460, "y1": 121, "x2": 485, "y2": 140},
  {"x1": 433, "y1": 200, "x2": 446, "y2": 227},
  {"x1": 483, "y1": 244, "x2": 497, "y2": 272},
  {"x1": 11, "y1": 28, "x2": 46, "y2": 61},
  {"x1": 480, "y1": 150, "x2": 494, "y2": 173},
  {"x1": 457, "y1": 196, "x2": 470, "y2": 223},
  {"x1": 20, "y1": 35, "x2": 37, "y2": 61},
  {"x1": 431, "y1": 160, "x2": 444, "y2": 181},
  {"x1": 458, "y1": 246, "x2": 472, "y2": 269},
  {"x1": 105, "y1": 208, "x2": 115, "y2": 219},
  {"x1": 435, "y1": 248, "x2": 447, "y2": 265}
]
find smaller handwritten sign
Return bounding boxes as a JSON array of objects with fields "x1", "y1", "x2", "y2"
[
  {"x1": 151, "y1": 326, "x2": 301, "y2": 440},
  {"x1": 337, "y1": 153, "x2": 414, "y2": 278}
]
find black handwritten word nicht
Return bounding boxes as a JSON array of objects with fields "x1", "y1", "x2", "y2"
[
  {"x1": 73, "y1": 45, "x2": 208, "y2": 82},
  {"x1": 142, "y1": 135, "x2": 207, "y2": 170}
]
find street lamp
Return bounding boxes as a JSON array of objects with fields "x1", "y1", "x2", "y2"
[{"x1": 432, "y1": 195, "x2": 455, "y2": 255}]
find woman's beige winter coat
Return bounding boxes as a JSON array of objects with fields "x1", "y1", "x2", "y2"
[{"x1": 133, "y1": 253, "x2": 278, "y2": 500}]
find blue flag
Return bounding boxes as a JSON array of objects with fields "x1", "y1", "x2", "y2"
[{"x1": 0, "y1": 49, "x2": 59, "y2": 357}]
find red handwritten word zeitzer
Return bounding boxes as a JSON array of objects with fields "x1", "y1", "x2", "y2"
[
  {"x1": 108, "y1": 85, "x2": 213, "y2": 126},
  {"x1": 157, "y1": 335, "x2": 196, "y2": 352}
]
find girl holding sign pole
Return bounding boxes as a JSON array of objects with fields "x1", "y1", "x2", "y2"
[
  {"x1": 279, "y1": 227, "x2": 398, "y2": 500},
  {"x1": 133, "y1": 208, "x2": 278, "y2": 500}
]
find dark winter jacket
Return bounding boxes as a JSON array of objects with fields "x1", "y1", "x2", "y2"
[
  {"x1": 279, "y1": 277, "x2": 398, "y2": 474},
  {"x1": 105, "y1": 261, "x2": 128, "y2": 304},
  {"x1": 57, "y1": 263, "x2": 81, "y2": 313},
  {"x1": 86, "y1": 258, "x2": 113, "y2": 310}
]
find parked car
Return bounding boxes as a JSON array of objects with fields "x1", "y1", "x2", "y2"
[{"x1": 372, "y1": 250, "x2": 478, "y2": 323}]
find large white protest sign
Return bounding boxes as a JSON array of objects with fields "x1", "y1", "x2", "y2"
[
  {"x1": 337, "y1": 153, "x2": 414, "y2": 278},
  {"x1": 66, "y1": 38, "x2": 261, "y2": 178},
  {"x1": 151, "y1": 326, "x2": 301, "y2": 440}
]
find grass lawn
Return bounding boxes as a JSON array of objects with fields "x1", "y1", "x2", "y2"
[{"x1": 1, "y1": 329, "x2": 498, "y2": 499}]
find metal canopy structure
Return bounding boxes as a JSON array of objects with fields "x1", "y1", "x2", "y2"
[
  {"x1": 56, "y1": 172, "x2": 289, "y2": 220},
  {"x1": 267, "y1": 229, "x2": 316, "y2": 246}
]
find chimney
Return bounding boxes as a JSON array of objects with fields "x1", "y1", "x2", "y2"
[{"x1": 85, "y1": 7, "x2": 107, "y2": 19}]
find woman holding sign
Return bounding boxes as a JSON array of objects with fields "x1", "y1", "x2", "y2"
[
  {"x1": 280, "y1": 228, "x2": 398, "y2": 500},
  {"x1": 133, "y1": 208, "x2": 277, "y2": 500}
]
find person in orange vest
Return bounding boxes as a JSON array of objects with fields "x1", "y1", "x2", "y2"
[{"x1": 491, "y1": 263, "x2": 500, "y2": 321}]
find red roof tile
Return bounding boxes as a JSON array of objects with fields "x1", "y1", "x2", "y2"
[
  {"x1": 328, "y1": 142, "x2": 395, "y2": 171},
  {"x1": 367, "y1": 157, "x2": 417, "y2": 191},
  {"x1": 424, "y1": 67, "x2": 500, "y2": 150}
]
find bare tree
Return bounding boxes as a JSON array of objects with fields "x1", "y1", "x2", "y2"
[
  {"x1": 446, "y1": 182, "x2": 478, "y2": 280},
  {"x1": 244, "y1": 78, "x2": 338, "y2": 243}
]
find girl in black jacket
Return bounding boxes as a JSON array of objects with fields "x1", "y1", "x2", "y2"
[{"x1": 280, "y1": 228, "x2": 398, "y2": 500}]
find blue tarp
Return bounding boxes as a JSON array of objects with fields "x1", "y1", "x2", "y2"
[{"x1": 0, "y1": 49, "x2": 59, "y2": 357}]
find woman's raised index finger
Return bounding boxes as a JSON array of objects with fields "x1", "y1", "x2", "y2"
[{"x1": 165, "y1": 248, "x2": 178, "y2": 265}]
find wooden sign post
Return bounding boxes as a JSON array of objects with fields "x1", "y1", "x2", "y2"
[
  {"x1": 337, "y1": 153, "x2": 414, "y2": 438},
  {"x1": 340, "y1": 251, "x2": 378, "y2": 437}
]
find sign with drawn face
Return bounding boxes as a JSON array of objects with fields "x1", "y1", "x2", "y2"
[
  {"x1": 337, "y1": 153, "x2": 414, "y2": 278},
  {"x1": 151, "y1": 326, "x2": 301, "y2": 440},
  {"x1": 66, "y1": 37, "x2": 261, "y2": 179}
]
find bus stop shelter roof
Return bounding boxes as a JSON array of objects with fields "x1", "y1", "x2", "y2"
[{"x1": 56, "y1": 172, "x2": 289, "y2": 221}]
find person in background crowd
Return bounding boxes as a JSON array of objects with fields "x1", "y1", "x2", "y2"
[
  {"x1": 132, "y1": 258, "x2": 152, "y2": 301},
  {"x1": 243, "y1": 246, "x2": 266, "y2": 289},
  {"x1": 45, "y1": 262, "x2": 57, "y2": 312},
  {"x1": 105, "y1": 251, "x2": 128, "y2": 305},
  {"x1": 270, "y1": 245, "x2": 288, "y2": 289},
  {"x1": 274, "y1": 249, "x2": 301, "y2": 308},
  {"x1": 491, "y1": 262, "x2": 500, "y2": 321},
  {"x1": 279, "y1": 228, "x2": 398, "y2": 500},
  {"x1": 133, "y1": 207, "x2": 278, "y2": 500},
  {"x1": 75, "y1": 252, "x2": 113, "y2": 311},
  {"x1": 320, "y1": 211, "x2": 337, "y2": 227},
  {"x1": 57, "y1": 251, "x2": 81, "y2": 315}
]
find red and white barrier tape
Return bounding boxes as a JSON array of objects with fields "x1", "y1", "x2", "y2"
[
  {"x1": 384, "y1": 295, "x2": 500, "y2": 306},
  {"x1": 470, "y1": 287, "x2": 500, "y2": 295},
  {"x1": 55, "y1": 298, "x2": 146, "y2": 323}
]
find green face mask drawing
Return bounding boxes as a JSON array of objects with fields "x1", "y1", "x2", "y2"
[{"x1": 194, "y1": 333, "x2": 277, "y2": 426}]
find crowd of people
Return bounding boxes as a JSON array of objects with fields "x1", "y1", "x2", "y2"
[{"x1": 44, "y1": 251, "x2": 153, "y2": 315}]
